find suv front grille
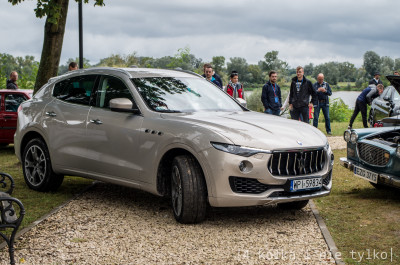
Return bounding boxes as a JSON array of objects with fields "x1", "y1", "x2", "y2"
[
  {"x1": 267, "y1": 149, "x2": 326, "y2": 176},
  {"x1": 357, "y1": 142, "x2": 389, "y2": 166}
]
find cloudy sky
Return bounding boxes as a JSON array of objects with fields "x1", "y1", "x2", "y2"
[{"x1": 1, "y1": 0, "x2": 400, "y2": 68}]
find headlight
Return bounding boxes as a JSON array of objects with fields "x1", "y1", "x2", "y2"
[
  {"x1": 350, "y1": 131, "x2": 358, "y2": 144},
  {"x1": 344, "y1": 130, "x2": 351, "y2": 142},
  {"x1": 397, "y1": 146, "x2": 400, "y2": 157},
  {"x1": 211, "y1": 142, "x2": 271, "y2": 157}
]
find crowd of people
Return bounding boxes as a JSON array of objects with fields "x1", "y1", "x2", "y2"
[{"x1": 201, "y1": 64, "x2": 394, "y2": 134}]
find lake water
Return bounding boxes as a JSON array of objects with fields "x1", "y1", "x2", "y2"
[{"x1": 245, "y1": 90, "x2": 360, "y2": 109}]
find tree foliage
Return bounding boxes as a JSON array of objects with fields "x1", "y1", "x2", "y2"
[{"x1": 363, "y1": 51, "x2": 381, "y2": 78}]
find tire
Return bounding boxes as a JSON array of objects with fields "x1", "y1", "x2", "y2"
[
  {"x1": 170, "y1": 155, "x2": 207, "y2": 224},
  {"x1": 22, "y1": 138, "x2": 64, "y2": 192},
  {"x1": 278, "y1": 200, "x2": 309, "y2": 210}
]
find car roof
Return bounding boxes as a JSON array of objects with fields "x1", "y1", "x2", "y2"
[
  {"x1": 0, "y1": 89, "x2": 33, "y2": 96},
  {"x1": 49, "y1": 67, "x2": 201, "y2": 84}
]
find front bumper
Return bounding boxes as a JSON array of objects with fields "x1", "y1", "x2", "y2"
[
  {"x1": 340, "y1": 157, "x2": 400, "y2": 189},
  {"x1": 203, "y1": 146, "x2": 333, "y2": 207}
]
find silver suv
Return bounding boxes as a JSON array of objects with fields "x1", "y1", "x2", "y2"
[{"x1": 14, "y1": 67, "x2": 333, "y2": 223}]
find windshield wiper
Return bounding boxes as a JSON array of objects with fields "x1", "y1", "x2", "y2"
[{"x1": 156, "y1": 109, "x2": 182, "y2": 113}]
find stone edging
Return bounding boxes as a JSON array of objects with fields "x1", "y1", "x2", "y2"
[{"x1": 309, "y1": 200, "x2": 345, "y2": 265}]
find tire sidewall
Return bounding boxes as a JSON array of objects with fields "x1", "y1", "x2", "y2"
[{"x1": 22, "y1": 138, "x2": 54, "y2": 191}]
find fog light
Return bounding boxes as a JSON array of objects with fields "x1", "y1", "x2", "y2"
[{"x1": 238, "y1": 160, "x2": 253, "y2": 173}]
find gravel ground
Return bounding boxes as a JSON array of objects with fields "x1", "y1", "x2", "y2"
[{"x1": 0, "y1": 137, "x2": 344, "y2": 265}]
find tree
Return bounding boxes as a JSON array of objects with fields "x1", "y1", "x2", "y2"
[
  {"x1": 313, "y1": 62, "x2": 339, "y2": 85},
  {"x1": 394, "y1": 58, "x2": 400, "y2": 72},
  {"x1": 9, "y1": 0, "x2": 105, "y2": 93},
  {"x1": 212, "y1": 56, "x2": 225, "y2": 75},
  {"x1": 227, "y1": 57, "x2": 249, "y2": 82},
  {"x1": 337, "y1": 62, "x2": 356, "y2": 82},
  {"x1": 259, "y1": 50, "x2": 288, "y2": 74},
  {"x1": 380, "y1": 56, "x2": 394, "y2": 75},
  {"x1": 303, "y1": 63, "x2": 314, "y2": 76},
  {"x1": 363, "y1": 51, "x2": 381, "y2": 78}
]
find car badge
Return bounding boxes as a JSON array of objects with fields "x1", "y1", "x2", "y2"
[{"x1": 297, "y1": 140, "x2": 303, "y2": 146}]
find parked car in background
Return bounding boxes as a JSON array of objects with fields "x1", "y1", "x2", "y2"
[
  {"x1": 369, "y1": 75, "x2": 400, "y2": 127},
  {"x1": 0, "y1": 89, "x2": 32, "y2": 146},
  {"x1": 340, "y1": 126, "x2": 400, "y2": 190},
  {"x1": 14, "y1": 67, "x2": 333, "y2": 224}
]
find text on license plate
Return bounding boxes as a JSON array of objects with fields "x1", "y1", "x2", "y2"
[
  {"x1": 290, "y1": 178, "x2": 322, "y2": 192},
  {"x1": 353, "y1": 166, "x2": 378, "y2": 184}
]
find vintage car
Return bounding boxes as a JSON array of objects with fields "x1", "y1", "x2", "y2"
[
  {"x1": 340, "y1": 125, "x2": 400, "y2": 189},
  {"x1": 0, "y1": 89, "x2": 32, "y2": 146},
  {"x1": 369, "y1": 75, "x2": 400, "y2": 127},
  {"x1": 14, "y1": 67, "x2": 333, "y2": 223}
]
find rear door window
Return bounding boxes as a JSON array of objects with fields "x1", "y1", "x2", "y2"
[{"x1": 53, "y1": 75, "x2": 98, "y2": 105}]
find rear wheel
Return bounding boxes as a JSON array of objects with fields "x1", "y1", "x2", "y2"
[
  {"x1": 171, "y1": 155, "x2": 207, "y2": 224},
  {"x1": 22, "y1": 138, "x2": 64, "y2": 192},
  {"x1": 278, "y1": 200, "x2": 309, "y2": 210}
]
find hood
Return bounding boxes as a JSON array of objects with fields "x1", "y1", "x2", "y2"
[
  {"x1": 386, "y1": 75, "x2": 400, "y2": 94},
  {"x1": 162, "y1": 111, "x2": 327, "y2": 150}
]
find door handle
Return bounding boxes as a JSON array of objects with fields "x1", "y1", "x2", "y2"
[
  {"x1": 90, "y1": 119, "x2": 103, "y2": 125},
  {"x1": 45, "y1": 111, "x2": 57, "y2": 117}
]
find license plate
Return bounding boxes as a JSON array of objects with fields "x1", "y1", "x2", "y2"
[
  {"x1": 353, "y1": 166, "x2": 378, "y2": 184},
  {"x1": 290, "y1": 178, "x2": 322, "y2": 192}
]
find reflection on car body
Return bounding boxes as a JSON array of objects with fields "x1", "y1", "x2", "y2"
[{"x1": 14, "y1": 67, "x2": 333, "y2": 223}]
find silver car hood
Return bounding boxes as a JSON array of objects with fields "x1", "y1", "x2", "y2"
[{"x1": 162, "y1": 111, "x2": 327, "y2": 150}]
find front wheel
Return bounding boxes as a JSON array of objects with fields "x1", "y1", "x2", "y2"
[
  {"x1": 22, "y1": 138, "x2": 64, "y2": 192},
  {"x1": 171, "y1": 155, "x2": 207, "y2": 224},
  {"x1": 278, "y1": 200, "x2": 309, "y2": 210}
]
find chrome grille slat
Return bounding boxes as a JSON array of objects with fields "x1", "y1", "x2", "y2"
[
  {"x1": 268, "y1": 149, "x2": 326, "y2": 176},
  {"x1": 357, "y1": 142, "x2": 389, "y2": 166}
]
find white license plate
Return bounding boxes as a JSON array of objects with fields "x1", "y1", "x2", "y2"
[
  {"x1": 290, "y1": 178, "x2": 322, "y2": 192},
  {"x1": 353, "y1": 166, "x2": 378, "y2": 184}
]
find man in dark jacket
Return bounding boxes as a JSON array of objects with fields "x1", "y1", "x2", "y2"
[
  {"x1": 369, "y1": 72, "x2": 383, "y2": 86},
  {"x1": 289, "y1": 66, "x2": 317, "y2": 123},
  {"x1": 261, "y1": 70, "x2": 282, "y2": 115},
  {"x1": 6, "y1": 71, "x2": 19, "y2": 90},
  {"x1": 313, "y1": 73, "x2": 332, "y2": 134},
  {"x1": 349, "y1": 84, "x2": 384, "y2": 128},
  {"x1": 202, "y1": 63, "x2": 223, "y2": 89}
]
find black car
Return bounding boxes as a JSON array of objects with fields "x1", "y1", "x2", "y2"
[{"x1": 369, "y1": 75, "x2": 400, "y2": 127}]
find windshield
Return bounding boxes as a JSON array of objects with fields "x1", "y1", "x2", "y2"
[{"x1": 131, "y1": 77, "x2": 244, "y2": 112}]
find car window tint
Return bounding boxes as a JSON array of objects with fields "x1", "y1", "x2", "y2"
[
  {"x1": 5, "y1": 94, "x2": 27, "y2": 112},
  {"x1": 53, "y1": 75, "x2": 96, "y2": 105},
  {"x1": 95, "y1": 76, "x2": 134, "y2": 108}
]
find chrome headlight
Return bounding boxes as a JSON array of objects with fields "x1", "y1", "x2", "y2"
[
  {"x1": 350, "y1": 131, "x2": 358, "y2": 144},
  {"x1": 344, "y1": 130, "x2": 351, "y2": 142},
  {"x1": 211, "y1": 142, "x2": 271, "y2": 157}
]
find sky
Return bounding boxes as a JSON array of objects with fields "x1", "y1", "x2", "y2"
[{"x1": 1, "y1": 0, "x2": 400, "y2": 68}]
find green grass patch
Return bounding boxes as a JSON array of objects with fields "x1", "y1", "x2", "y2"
[
  {"x1": 0, "y1": 145, "x2": 92, "y2": 230},
  {"x1": 315, "y1": 149, "x2": 400, "y2": 264},
  {"x1": 316, "y1": 121, "x2": 364, "y2": 136}
]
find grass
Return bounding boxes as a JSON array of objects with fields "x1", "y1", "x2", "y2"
[
  {"x1": 0, "y1": 145, "x2": 92, "y2": 230},
  {"x1": 314, "y1": 149, "x2": 400, "y2": 264},
  {"x1": 315, "y1": 121, "x2": 364, "y2": 136}
]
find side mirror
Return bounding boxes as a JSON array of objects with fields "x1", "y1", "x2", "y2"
[{"x1": 109, "y1": 98, "x2": 140, "y2": 114}]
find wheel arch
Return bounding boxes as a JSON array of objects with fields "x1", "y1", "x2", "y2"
[
  {"x1": 156, "y1": 148, "x2": 209, "y2": 198},
  {"x1": 20, "y1": 131, "x2": 48, "y2": 159}
]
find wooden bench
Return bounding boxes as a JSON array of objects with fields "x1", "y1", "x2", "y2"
[{"x1": 0, "y1": 173, "x2": 25, "y2": 265}]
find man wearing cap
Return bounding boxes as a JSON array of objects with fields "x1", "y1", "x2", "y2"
[{"x1": 369, "y1": 72, "x2": 383, "y2": 86}]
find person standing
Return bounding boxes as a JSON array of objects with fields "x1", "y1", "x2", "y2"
[
  {"x1": 68, "y1": 62, "x2": 79, "y2": 71},
  {"x1": 261, "y1": 70, "x2": 282, "y2": 116},
  {"x1": 6, "y1": 71, "x2": 19, "y2": 90},
  {"x1": 369, "y1": 72, "x2": 383, "y2": 85},
  {"x1": 348, "y1": 84, "x2": 384, "y2": 128},
  {"x1": 202, "y1": 63, "x2": 223, "y2": 88},
  {"x1": 203, "y1": 64, "x2": 222, "y2": 88},
  {"x1": 289, "y1": 66, "x2": 317, "y2": 123},
  {"x1": 226, "y1": 71, "x2": 244, "y2": 99},
  {"x1": 313, "y1": 73, "x2": 332, "y2": 135}
]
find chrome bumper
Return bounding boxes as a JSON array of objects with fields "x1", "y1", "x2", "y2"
[{"x1": 340, "y1": 157, "x2": 400, "y2": 189}]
